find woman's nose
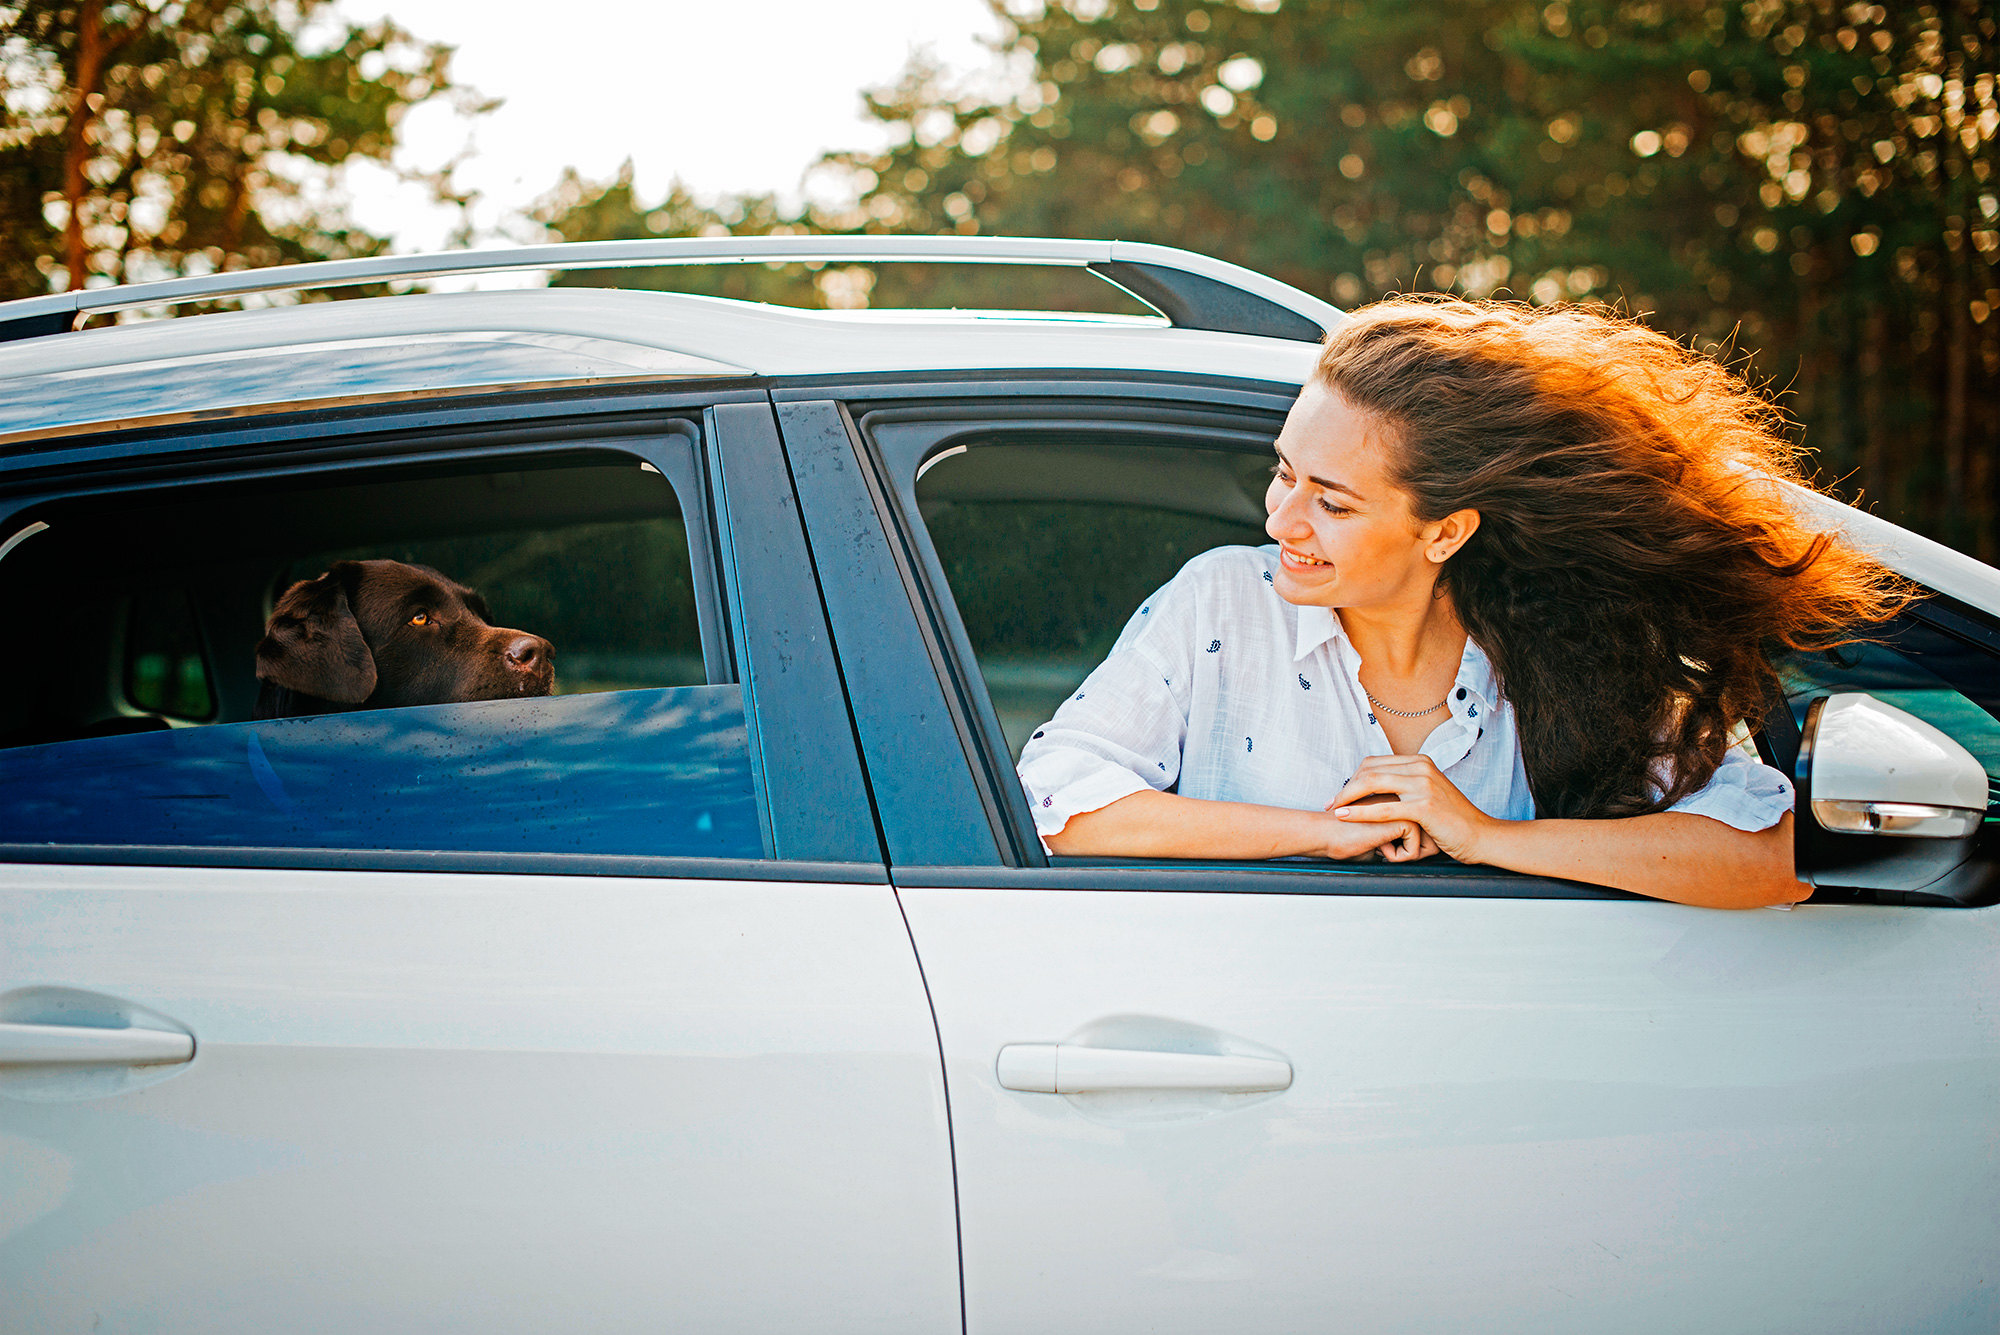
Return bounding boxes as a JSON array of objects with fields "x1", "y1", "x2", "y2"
[{"x1": 1266, "y1": 487, "x2": 1310, "y2": 539}]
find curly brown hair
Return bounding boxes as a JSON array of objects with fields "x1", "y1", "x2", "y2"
[{"x1": 1318, "y1": 295, "x2": 1912, "y2": 819}]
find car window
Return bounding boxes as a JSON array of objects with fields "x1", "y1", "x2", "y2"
[
  {"x1": 928, "y1": 497, "x2": 1268, "y2": 759},
  {"x1": 0, "y1": 447, "x2": 765, "y2": 861},
  {"x1": 916, "y1": 436, "x2": 1272, "y2": 761},
  {"x1": 907, "y1": 425, "x2": 1279, "y2": 767}
]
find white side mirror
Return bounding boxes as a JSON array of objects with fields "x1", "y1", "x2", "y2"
[{"x1": 1797, "y1": 692, "x2": 1990, "y2": 898}]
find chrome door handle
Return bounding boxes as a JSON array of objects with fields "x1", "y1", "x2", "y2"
[
  {"x1": 0, "y1": 1020, "x2": 194, "y2": 1066},
  {"x1": 996, "y1": 1043, "x2": 1291, "y2": 1094}
]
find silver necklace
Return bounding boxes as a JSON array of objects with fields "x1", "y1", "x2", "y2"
[{"x1": 1363, "y1": 687, "x2": 1449, "y2": 719}]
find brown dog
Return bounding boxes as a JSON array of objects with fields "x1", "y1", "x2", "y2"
[{"x1": 254, "y1": 559, "x2": 554, "y2": 719}]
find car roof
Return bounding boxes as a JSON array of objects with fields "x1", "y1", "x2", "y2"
[{"x1": 0, "y1": 287, "x2": 1323, "y2": 450}]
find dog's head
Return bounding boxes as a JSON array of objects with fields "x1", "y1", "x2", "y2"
[{"x1": 255, "y1": 560, "x2": 554, "y2": 717}]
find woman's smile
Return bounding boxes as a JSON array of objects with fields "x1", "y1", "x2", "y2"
[{"x1": 1278, "y1": 543, "x2": 1333, "y2": 572}]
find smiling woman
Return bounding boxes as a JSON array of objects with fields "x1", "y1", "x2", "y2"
[{"x1": 1020, "y1": 296, "x2": 1913, "y2": 908}]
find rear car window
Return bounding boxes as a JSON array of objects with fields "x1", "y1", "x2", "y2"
[{"x1": 0, "y1": 448, "x2": 764, "y2": 861}]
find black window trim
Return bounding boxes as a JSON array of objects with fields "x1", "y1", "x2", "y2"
[{"x1": 893, "y1": 861, "x2": 1638, "y2": 900}]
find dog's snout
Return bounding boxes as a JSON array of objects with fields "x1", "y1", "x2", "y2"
[{"x1": 504, "y1": 634, "x2": 550, "y2": 669}]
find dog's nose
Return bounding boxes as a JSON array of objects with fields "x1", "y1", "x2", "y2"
[{"x1": 504, "y1": 635, "x2": 548, "y2": 670}]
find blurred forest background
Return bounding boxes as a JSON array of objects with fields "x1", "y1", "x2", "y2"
[{"x1": 3, "y1": 0, "x2": 1997, "y2": 554}]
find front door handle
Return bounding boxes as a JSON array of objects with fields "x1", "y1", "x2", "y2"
[
  {"x1": 996, "y1": 1043, "x2": 1291, "y2": 1094},
  {"x1": 0, "y1": 1020, "x2": 194, "y2": 1066}
]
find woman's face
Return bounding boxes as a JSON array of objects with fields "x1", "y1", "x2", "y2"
[{"x1": 1264, "y1": 380, "x2": 1440, "y2": 610}]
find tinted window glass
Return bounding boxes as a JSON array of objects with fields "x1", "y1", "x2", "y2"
[
  {"x1": 0, "y1": 687, "x2": 758, "y2": 857},
  {"x1": 292, "y1": 515, "x2": 703, "y2": 693},
  {"x1": 0, "y1": 449, "x2": 764, "y2": 860},
  {"x1": 125, "y1": 587, "x2": 215, "y2": 720}
]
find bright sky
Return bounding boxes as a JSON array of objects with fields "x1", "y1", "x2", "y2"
[{"x1": 334, "y1": 0, "x2": 1011, "y2": 253}]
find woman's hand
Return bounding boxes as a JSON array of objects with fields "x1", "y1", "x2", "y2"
[
  {"x1": 1316, "y1": 795, "x2": 1431, "y2": 862},
  {"x1": 1328, "y1": 755, "x2": 1499, "y2": 862}
]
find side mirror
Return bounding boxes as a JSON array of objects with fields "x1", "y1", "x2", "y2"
[{"x1": 1796, "y1": 692, "x2": 1989, "y2": 900}]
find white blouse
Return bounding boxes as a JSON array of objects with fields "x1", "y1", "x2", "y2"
[{"x1": 1017, "y1": 545, "x2": 1795, "y2": 841}]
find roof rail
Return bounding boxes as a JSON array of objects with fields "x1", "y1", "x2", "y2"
[{"x1": 0, "y1": 236, "x2": 1341, "y2": 345}]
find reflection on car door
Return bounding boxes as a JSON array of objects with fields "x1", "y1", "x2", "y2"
[
  {"x1": 899, "y1": 876, "x2": 2000, "y2": 1334},
  {"x1": 3, "y1": 865, "x2": 959, "y2": 1333}
]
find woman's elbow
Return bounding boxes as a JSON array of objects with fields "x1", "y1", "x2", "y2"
[{"x1": 1712, "y1": 813, "x2": 1810, "y2": 908}]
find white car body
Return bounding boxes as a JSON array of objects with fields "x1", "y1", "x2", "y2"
[{"x1": 0, "y1": 240, "x2": 1993, "y2": 1333}]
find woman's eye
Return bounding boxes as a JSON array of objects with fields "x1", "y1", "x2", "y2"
[
  {"x1": 409, "y1": 611, "x2": 430, "y2": 626},
  {"x1": 1318, "y1": 499, "x2": 1352, "y2": 516}
]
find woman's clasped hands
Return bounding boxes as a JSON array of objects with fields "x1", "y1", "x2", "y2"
[{"x1": 1327, "y1": 754, "x2": 1501, "y2": 865}]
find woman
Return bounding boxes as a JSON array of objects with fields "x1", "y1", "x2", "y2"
[{"x1": 1018, "y1": 297, "x2": 1908, "y2": 908}]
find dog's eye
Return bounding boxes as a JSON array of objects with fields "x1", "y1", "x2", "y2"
[{"x1": 409, "y1": 611, "x2": 430, "y2": 626}]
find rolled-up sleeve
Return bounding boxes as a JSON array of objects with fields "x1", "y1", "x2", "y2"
[
  {"x1": 1664, "y1": 746, "x2": 1795, "y2": 832},
  {"x1": 1017, "y1": 574, "x2": 1198, "y2": 839}
]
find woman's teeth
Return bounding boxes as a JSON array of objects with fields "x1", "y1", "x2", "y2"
[{"x1": 1286, "y1": 547, "x2": 1331, "y2": 566}]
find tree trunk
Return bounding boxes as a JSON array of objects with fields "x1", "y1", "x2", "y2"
[{"x1": 60, "y1": 0, "x2": 109, "y2": 291}]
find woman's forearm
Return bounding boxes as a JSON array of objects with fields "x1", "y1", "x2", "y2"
[
  {"x1": 1472, "y1": 810, "x2": 1808, "y2": 909},
  {"x1": 1046, "y1": 789, "x2": 1387, "y2": 861}
]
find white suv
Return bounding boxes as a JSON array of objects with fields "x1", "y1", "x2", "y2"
[{"x1": 1, "y1": 239, "x2": 1995, "y2": 1334}]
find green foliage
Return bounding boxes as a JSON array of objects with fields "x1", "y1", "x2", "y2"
[
  {"x1": 0, "y1": 0, "x2": 481, "y2": 301},
  {"x1": 531, "y1": 160, "x2": 830, "y2": 305},
  {"x1": 537, "y1": 0, "x2": 1998, "y2": 556},
  {"x1": 826, "y1": 0, "x2": 1999, "y2": 550}
]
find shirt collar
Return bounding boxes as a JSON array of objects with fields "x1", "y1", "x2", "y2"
[
  {"x1": 1456, "y1": 635, "x2": 1498, "y2": 708},
  {"x1": 1293, "y1": 602, "x2": 1502, "y2": 708},
  {"x1": 1292, "y1": 603, "x2": 1342, "y2": 663}
]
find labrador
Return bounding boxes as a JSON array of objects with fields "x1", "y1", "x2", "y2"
[{"x1": 254, "y1": 559, "x2": 554, "y2": 719}]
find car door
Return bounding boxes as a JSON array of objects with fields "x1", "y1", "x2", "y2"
[
  {"x1": 781, "y1": 383, "x2": 2000, "y2": 1335},
  {"x1": 0, "y1": 399, "x2": 959, "y2": 1334}
]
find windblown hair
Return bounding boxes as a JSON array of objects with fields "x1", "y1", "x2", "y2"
[{"x1": 1318, "y1": 296, "x2": 1911, "y2": 819}]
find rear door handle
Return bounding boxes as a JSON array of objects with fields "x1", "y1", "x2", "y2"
[
  {"x1": 996, "y1": 1043, "x2": 1291, "y2": 1094},
  {"x1": 0, "y1": 1020, "x2": 194, "y2": 1066}
]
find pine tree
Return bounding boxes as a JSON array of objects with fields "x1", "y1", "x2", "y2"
[
  {"x1": 819, "y1": 0, "x2": 1999, "y2": 554},
  {"x1": 0, "y1": 0, "x2": 483, "y2": 302}
]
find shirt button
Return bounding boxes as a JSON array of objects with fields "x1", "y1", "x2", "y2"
[{"x1": 1455, "y1": 687, "x2": 1467, "y2": 701}]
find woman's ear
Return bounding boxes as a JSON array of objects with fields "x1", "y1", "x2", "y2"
[{"x1": 1425, "y1": 509, "x2": 1481, "y2": 564}]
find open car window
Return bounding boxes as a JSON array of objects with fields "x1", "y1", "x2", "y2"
[
  {"x1": 918, "y1": 438, "x2": 1273, "y2": 760},
  {"x1": 886, "y1": 410, "x2": 1557, "y2": 887}
]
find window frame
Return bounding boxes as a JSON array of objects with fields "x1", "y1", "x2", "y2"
[
  {"x1": 0, "y1": 387, "x2": 885, "y2": 880},
  {"x1": 856, "y1": 394, "x2": 1291, "y2": 871}
]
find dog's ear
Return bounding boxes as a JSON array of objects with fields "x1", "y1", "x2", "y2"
[{"x1": 255, "y1": 566, "x2": 378, "y2": 704}]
